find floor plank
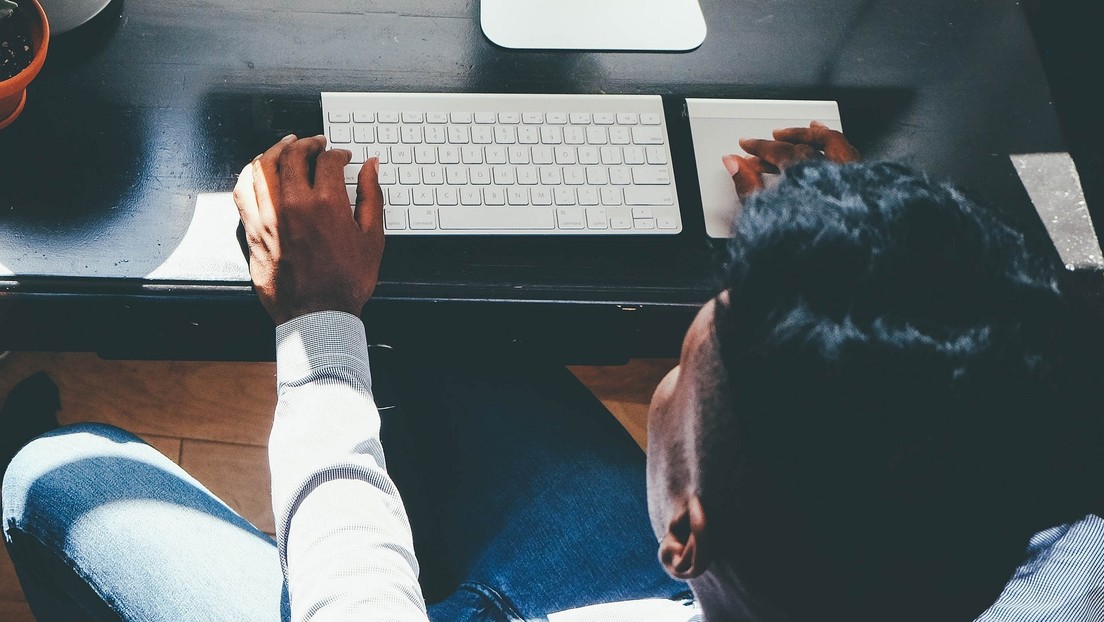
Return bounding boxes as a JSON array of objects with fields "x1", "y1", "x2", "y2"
[
  {"x1": 569, "y1": 358, "x2": 676, "y2": 450},
  {"x1": 0, "y1": 598, "x2": 34, "y2": 622},
  {"x1": 0, "y1": 352, "x2": 276, "y2": 446},
  {"x1": 0, "y1": 540, "x2": 24, "y2": 602},
  {"x1": 179, "y1": 439, "x2": 275, "y2": 536}
]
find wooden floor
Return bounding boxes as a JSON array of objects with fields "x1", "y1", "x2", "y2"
[{"x1": 0, "y1": 351, "x2": 675, "y2": 621}]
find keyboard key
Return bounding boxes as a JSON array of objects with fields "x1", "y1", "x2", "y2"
[
  {"x1": 384, "y1": 208, "x2": 407, "y2": 230},
  {"x1": 498, "y1": 112, "x2": 520, "y2": 124},
  {"x1": 377, "y1": 112, "x2": 399, "y2": 123},
  {"x1": 474, "y1": 112, "x2": 496, "y2": 124},
  {"x1": 424, "y1": 126, "x2": 447, "y2": 144},
  {"x1": 353, "y1": 125, "x2": 374, "y2": 143},
  {"x1": 594, "y1": 113, "x2": 615, "y2": 125},
  {"x1": 422, "y1": 166, "x2": 445, "y2": 185},
  {"x1": 461, "y1": 146, "x2": 483, "y2": 164},
  {"x1": 471, "y1": 127, "x2": 493, "y2": 144},
  {"x1": 586, "y1": 207, "x2": 608, "y2": 229},
  {"x1": 540, "y1": 126, "x2": 563, "y2": 144},
  {"x1": 486, "y1": 146, "x2": 508, "y2": 165},
  {"x1": 494, "y1": 126, "x2": 517, "y2": 144},
  {"x1": 531, "y1": 187, "x2": 553, "y2": 206},
  {"x1": 447, "y1": 126, "x2": 471, "y2": 144},
  {"x1": 344, "y1": 163, "x2": 361, "y2": 184},
  {"x1": 391, "y1": 146, "x2": 413, "y2": 164},
  {"x1": 556, "y1": 207, "x2": 585, "y2": 229},
  {"x1": 624, "y1": 146, "x2": 646, "y2": 165},
  {"x1": 578, "y1": 187, "x2": 600, "y2": 206},
  {"x1": 523, "y1": 112, "x2": 544, "y2": 124},
  {"x1": 508, "y1": 146, "x2": 531, "y2": 164},
  {"x1": 484, "y1": 187, "x2": 506, "y2": 205},
  {"x1": 546, "y1": 112, "x2": 568, "y2": 124},
  {"x1": 401, "y1": 126, "x2": 423, "y2": 143},
  {"x1": 378, "y1": 165, "x2": 397, "y2": 185},
  {"x1": 631, "y1": 166, "x2": 672, "y2": 185},
  {"x1": 609, "y1": 167, "x2": 632, "y2": 185},
  {"x1": 518, "y1": 126, "x2": 541, "y2": 144},
  {"x1": 439, "y1": 146, "x2": 461, "y2": 164},
  {"x1": 563, "y1": 126, "x2": 586, "y2": 145},
  {"x1": 377, "y1": 126, "x2": 399, "y2": 144},
  {"x1": 554, "y1": 187, "x2": 577, "y2": 205},
  {"x1": 616, "y1": 113, "x2": 638, "y2": 125},
  {"x1": 569, "y1": 112, "x2": 592, "y2": 125},
  {"x1": 532, "y1": 146, "x2": 554, "y2": 165},
  {"x1": 413, "y1": 187, "x2": 435, "y2": 206},
  {"x1": 426, "y1": 112, "x2": 449, "y2": 124},
  {"x1": 609, "y1": 127, "x2": 632, "y2": 145},
  {"x1": 640, "y1": 113, "x2": 663, "y2": 125},
  {"x1": 601, "y1": 187, "x2": 623, "y2": 205},
  {"x1": 388, "y1": 187, "x2": 411, "y2": 205},
  {"x1": 634, "y1": 218, "x2": 656, "y2": 229},
  {"x1": 585, "y1": 127, "x2": 608, "y2": 145},
  {"x1": 600, "y1": 146, "x2": 623, "y2": 165},
  {"x1": 329, "y1": 125, "x2": 351, "y2": 143},
  {"x1": 657, "y1": 216, "x2": 679, "y2": 229},
  {"x1": 367, "y1": 146, "x2": 389, "y2": 163},
  {"x1": 631, "y1": 126, "x2": 665, "y2": 145},
  {"x1": 402, "y1": 112, "x2": 424, "y2": 123},
  {"x1": 445, "y1": 166, "x2": 468, "y2": 184},
  {"x1": 460, "y1": 187, "x2": 481, "y2": 205},
  {"x1": 409, "y1": 208, "x2": 437, "y2": 229},
  {"x1": 493, "y1": 166, "x2": 516, "y2": 185},
  {"x1": 450, "y1": 112, "x2": 473, "y2": 124},
  {"x1": 646, "y1": 146, "x2": 668, "y2": 165},
  {"x1": 508, "y1": 187, "x2": 529, "y2": 205},
  {"x1": 415, "y1": 146, "x2": 436, "y2": 164},
  {"x1": 328, "y1": 111, "x2": 351, "y2": 123},
  {"x1": 624, "y1": 186, "x2": 675, "y2": 205},
  {"x1": 437, "y1": 187, "x2": 458, "y2": 205},
  {"x1": 439, "y1": 207, "x2": 555, "y2": 230}
]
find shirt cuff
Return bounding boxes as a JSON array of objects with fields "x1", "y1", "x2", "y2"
[{"x1": 276, "y1": 310, "x2": 371, "y2": 388}]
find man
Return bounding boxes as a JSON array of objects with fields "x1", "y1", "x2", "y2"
[{"x1": 5, "y1": 123, "x2": 1102, "y2": 621}]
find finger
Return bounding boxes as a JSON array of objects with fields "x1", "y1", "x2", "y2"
[
  {"x1": 314, "y1": 145, "x2": 353, "y2": 210},
  {"x1": 253, "y1": 134, "x2": 297, "y2": 222},
  {"x1": 773, "y1": 123, "x2": 860, "y2": 163},
  {"x1": 354, "y1": 158, "x2": 386, "y2": 239},
  {"x1": 723, "y1": 154, "x2": 765, "y2": 201},
  {"x1": 740, "y1": 138, "x2": 818, "y2": 169},
  {"x1": 279, "y1": 135, "x2": 327, "y2": 196}
]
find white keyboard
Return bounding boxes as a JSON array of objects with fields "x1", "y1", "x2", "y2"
[{"x1": 322, "y1": 93, "x2": 682, "y2": 235}]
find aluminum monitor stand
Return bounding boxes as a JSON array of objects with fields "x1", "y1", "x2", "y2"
[{"x1": 480, "y1": 0, "x2": 706, "y2": 52}]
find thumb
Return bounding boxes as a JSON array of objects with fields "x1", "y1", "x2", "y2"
[{"x1": 354, "y1": 158, "x2": 385, "y2": 236}]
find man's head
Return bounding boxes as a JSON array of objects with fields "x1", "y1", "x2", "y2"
[{"x1": 647, "y1": 160, "x2": 1101, "y2": 620}]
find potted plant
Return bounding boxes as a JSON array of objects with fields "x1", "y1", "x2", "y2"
[{"x1": 0, "y1": 0, "x2": 49, "y2": 129}]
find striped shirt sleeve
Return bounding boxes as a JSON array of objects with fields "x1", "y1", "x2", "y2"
[{"x1": 271, "y1": 310, "x2": 429, "y2": 622}]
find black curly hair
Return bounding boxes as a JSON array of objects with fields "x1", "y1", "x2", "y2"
[{"x1": 701, "y1": 160, "x2": 1103, "y2": 620}]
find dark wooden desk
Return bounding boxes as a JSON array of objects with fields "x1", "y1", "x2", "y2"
[{"x1": 0, "y1": 0, "x2": 1076, "y2": 360}]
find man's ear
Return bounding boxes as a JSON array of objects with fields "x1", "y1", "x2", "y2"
[{"x1": 658, "y1": 495, "x2": 711, "y2": 580}]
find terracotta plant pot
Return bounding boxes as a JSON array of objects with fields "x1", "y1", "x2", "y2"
[{"x1": 0, "y1": 0, "x2": 49, "y2": 129}]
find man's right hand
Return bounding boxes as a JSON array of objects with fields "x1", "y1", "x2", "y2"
[{"x1": 722, "y1": 121, "x2": 860, "y2": 200}]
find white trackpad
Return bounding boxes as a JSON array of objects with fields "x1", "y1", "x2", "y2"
[{"x1": 686, "y1": 99, "x2": 842, "y2": 238}]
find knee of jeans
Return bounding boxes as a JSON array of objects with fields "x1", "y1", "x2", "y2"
[{"x1": 3, "y1": 422, "x2": 141, "y2": 535}]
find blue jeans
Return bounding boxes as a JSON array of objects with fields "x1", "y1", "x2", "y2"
[{"x1": 2, "y1": 353, "x2": 687, "y2": 621}]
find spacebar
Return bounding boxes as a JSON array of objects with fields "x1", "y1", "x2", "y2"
[{"x1": 438, "y1": 208, "x2": 556, "y2": 230}]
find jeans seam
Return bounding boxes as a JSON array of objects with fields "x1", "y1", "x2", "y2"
[
  {"x1": 456, "y1": 580, "x2": 527, "y2": 622},
  {"x1": 6, "y1": 522, "x2": 127, "y2": 622}
]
